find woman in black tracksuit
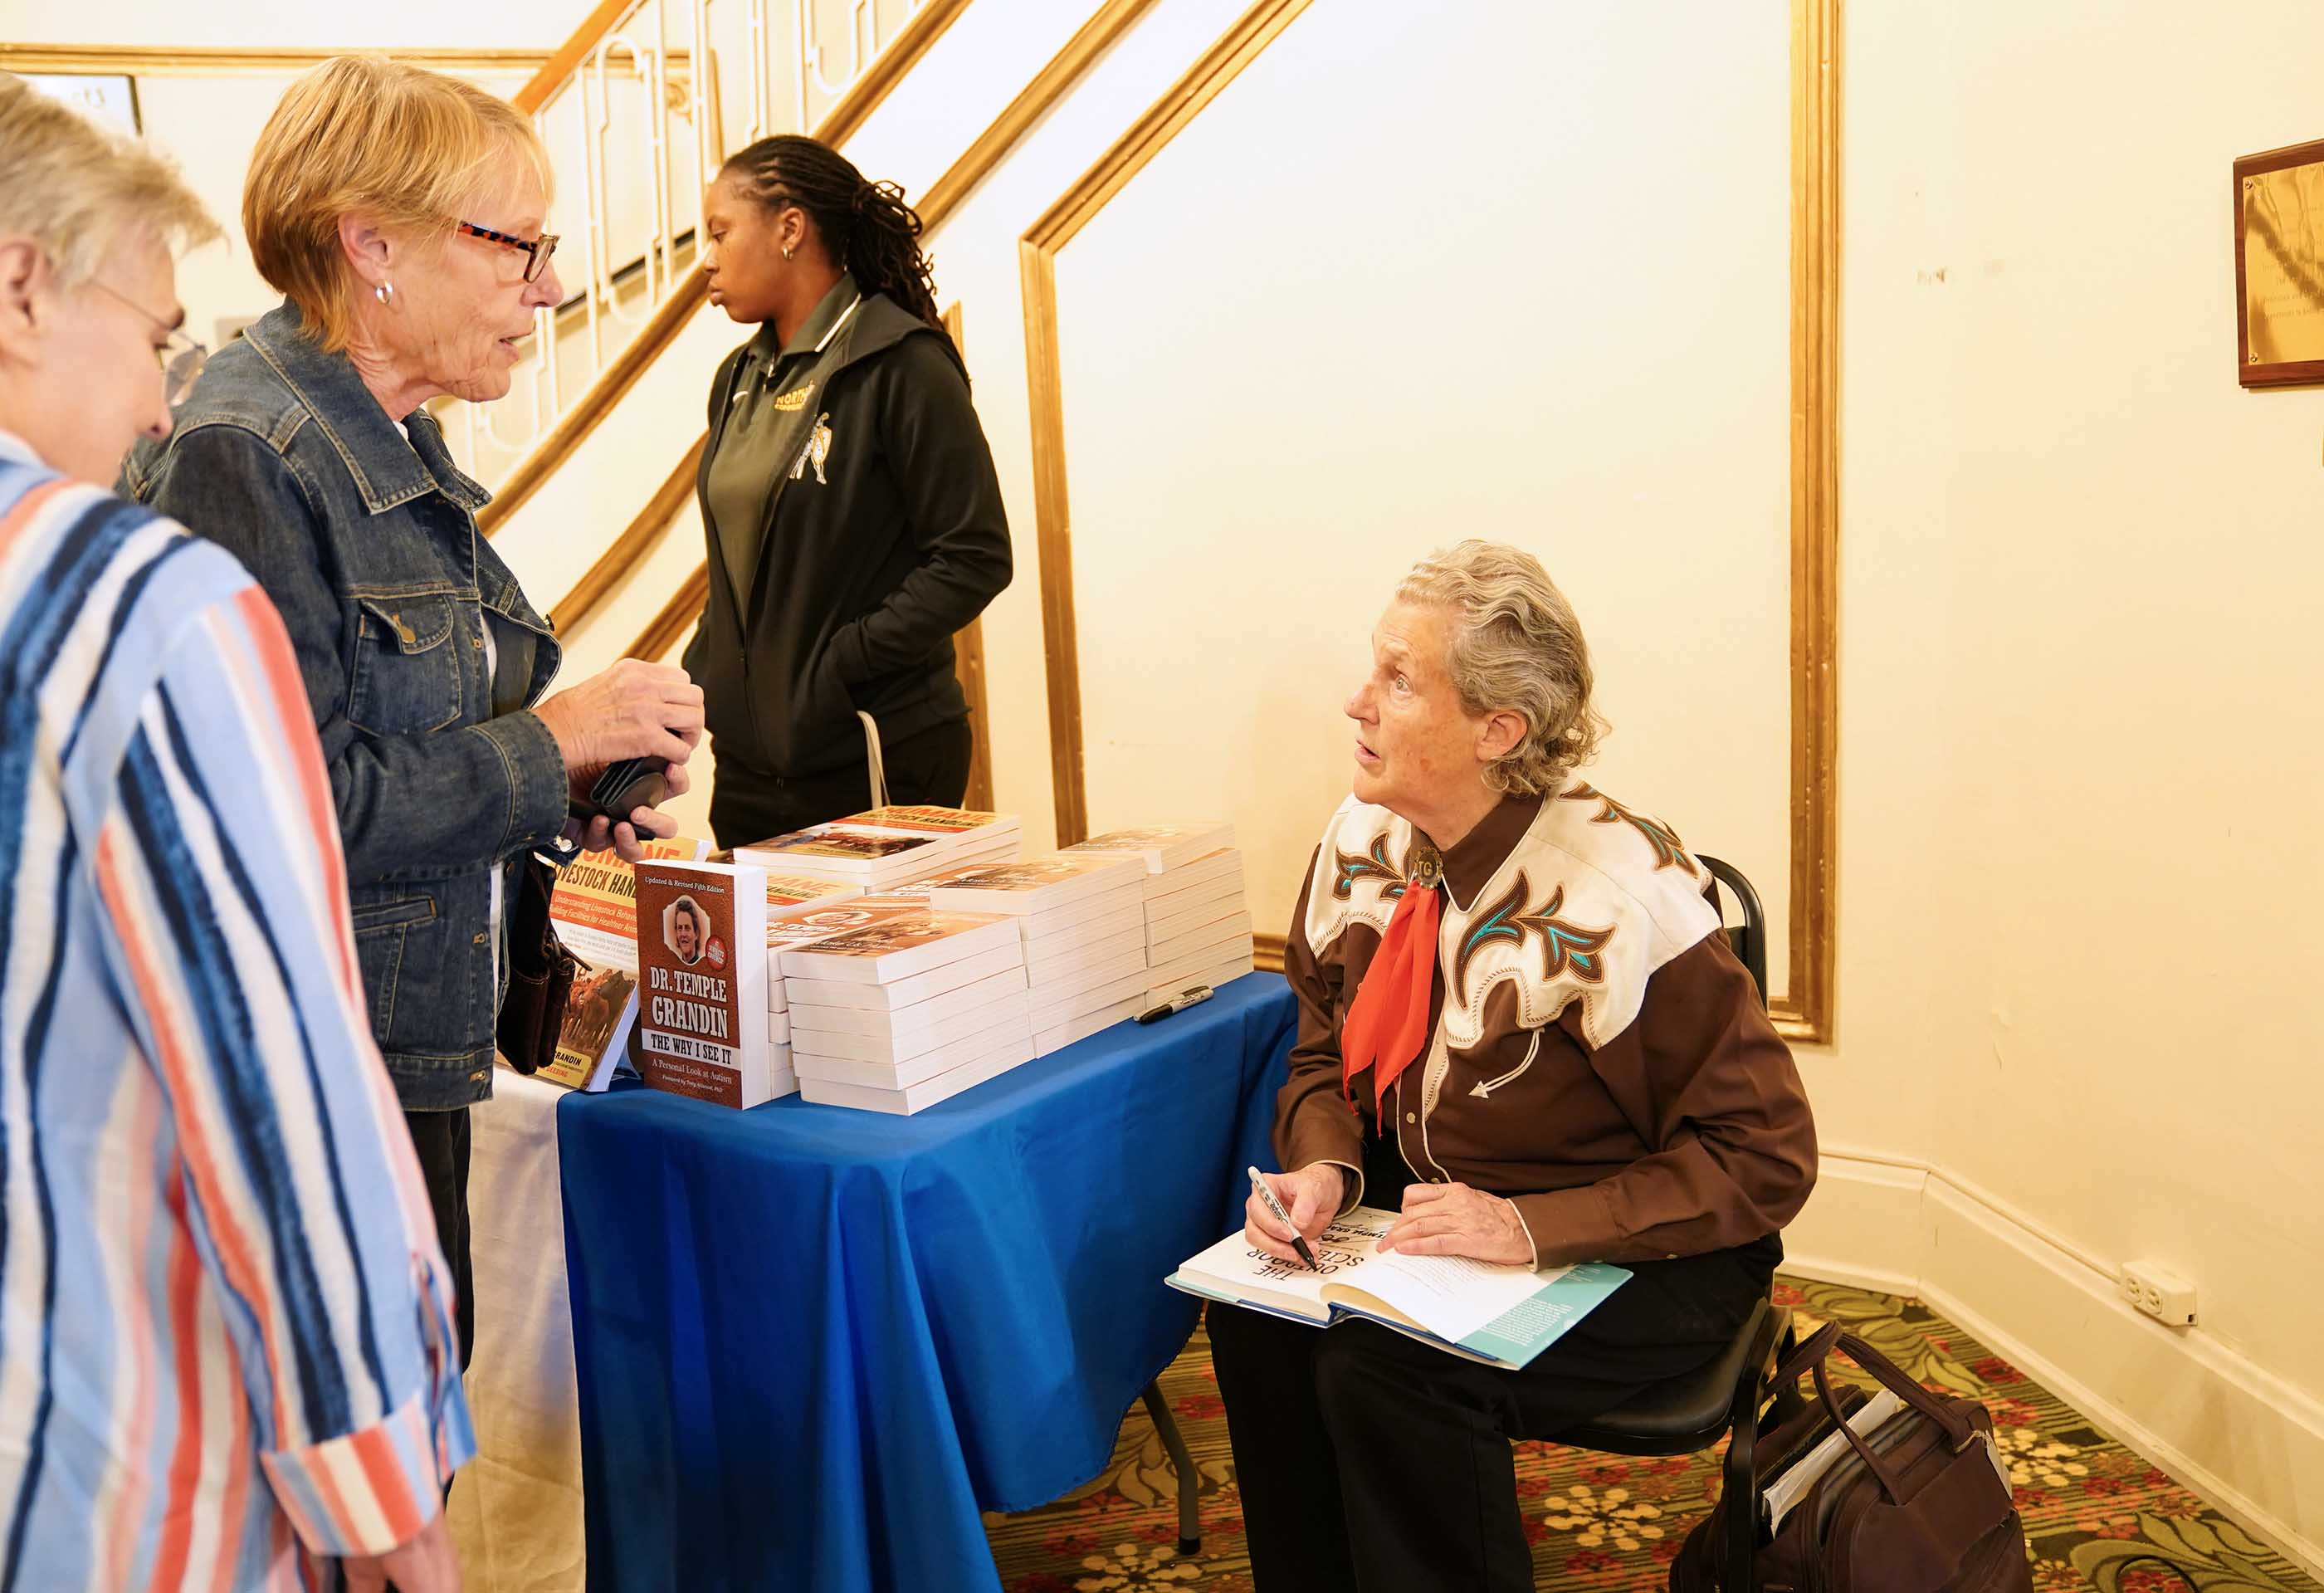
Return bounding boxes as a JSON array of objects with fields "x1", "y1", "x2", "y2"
[{"x1": 686, "y1": 134, "x2": 1011, "y2": 848}]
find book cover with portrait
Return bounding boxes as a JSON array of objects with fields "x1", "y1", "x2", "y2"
[
  {"x1": 540, "y1": 833, "x2": 709, "y2": 1091},
  {"x1": 634, "y1": 858, "x2": 771, "y2": 1107}
]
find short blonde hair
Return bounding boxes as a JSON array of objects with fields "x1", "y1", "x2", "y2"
[
  {"x1": 243, "y1": 56, "x2": 550, "y2": 351},
  {"x1": 1396, "y1": 540, "x2": 1609, "y2": 796},
  {"x1": 0, "y1": 72, "x2": 217, "y2": 290}
]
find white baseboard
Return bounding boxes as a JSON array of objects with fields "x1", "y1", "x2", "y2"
[
  {"x1": 1783, "y1": 1151, "x2": 2324, "y2": 1583},
  {"x1": 1780, "y1": 1149, "x2": 1926, "y2": 1297}
]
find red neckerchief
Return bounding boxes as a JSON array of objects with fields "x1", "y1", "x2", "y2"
[{"x1": 1340, "y1": 845, "x2": 1443, "y2": 1112}]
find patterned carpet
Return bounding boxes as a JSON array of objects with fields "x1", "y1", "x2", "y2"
[{"x1": 983, "y1": 1278, "x2": 2321, "y2": 1593}]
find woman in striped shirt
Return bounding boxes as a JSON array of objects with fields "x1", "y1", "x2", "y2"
[{"x1": 0, "y1": 75, "x2": 469, "y2": 1592}]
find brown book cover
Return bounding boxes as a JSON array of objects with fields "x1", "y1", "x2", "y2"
[{"x1": 634, "y1": 860, "x2": 771, "y2": 1107}]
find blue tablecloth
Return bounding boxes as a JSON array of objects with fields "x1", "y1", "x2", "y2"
[{"x1": 556, "y1": 973, "x2": 1298, "y2": 1593}]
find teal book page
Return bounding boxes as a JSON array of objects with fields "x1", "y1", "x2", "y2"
[{"x1": 1452, "y1": 1262, "x2": 1630, "y2": 1366}]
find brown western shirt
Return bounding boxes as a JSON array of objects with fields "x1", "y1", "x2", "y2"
[{"x1": 1277, "y1": 788, "x2": 1819, "y2": 1268}]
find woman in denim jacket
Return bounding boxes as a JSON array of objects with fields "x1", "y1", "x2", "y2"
[{"x1": 126, "y1": 57, "x2": 704, "y2": 1368}]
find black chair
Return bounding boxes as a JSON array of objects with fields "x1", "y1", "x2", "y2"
[
  {"x1": 1699, "y1": 852, "x2": 1768, "y2": 1002},
  {"x1": 1554, "y1": 854, "x2": 1794, "y2": 1591},
  {"x1": 1558, "y1": 1298, "x2": 1792, "y2": 1590}
]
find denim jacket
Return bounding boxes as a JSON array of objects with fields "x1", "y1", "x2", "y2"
[{"x1": 123, "y1": 302, "x2": 570, "y2": 1111}]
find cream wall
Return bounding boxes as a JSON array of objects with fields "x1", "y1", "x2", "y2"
[
  {"x1": 1048, "y1": 4, "x2": 1794, "y2": 989},
  {"x1": 1858, "y1": 0, "x2": 2324, "y2": 1377},
  {"x1": 0, "y1": 0, "x2": 581, "y2": 50},
  {"x1": 1818, "y1": 0, "x2": 2324, "y2": 1554},
  {"x1": 855, "y1": 2, "x2": 1802, "y2": 1009}
]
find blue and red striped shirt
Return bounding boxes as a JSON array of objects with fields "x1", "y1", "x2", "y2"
[{"x1": 0, "y1": 431, "x2": 473, "y2": 1591}]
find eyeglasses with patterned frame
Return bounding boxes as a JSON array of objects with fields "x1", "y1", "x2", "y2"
[{"x1": 454, "y1": 219, "x2": 561, "y2": 283}]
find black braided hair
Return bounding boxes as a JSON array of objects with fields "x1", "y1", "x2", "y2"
[{"x1": 719, "y1": 134, "x2": 964, "y2": 379}]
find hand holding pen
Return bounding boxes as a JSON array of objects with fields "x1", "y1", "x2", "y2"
[{"x1": 1244, "y1": 1164, "x2": 1344, "y2": 1271}]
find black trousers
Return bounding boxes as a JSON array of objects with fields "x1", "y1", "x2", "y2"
[
  {"x1": 709, "y1": 716, "x2": 974, "y2": 851},
  {"x1": 1209, "y1": 1136, "x2": 1778, "y2": 1593},
  {"x1": 402, "y1": 1107, "x2": 475, "y2": 1374}
]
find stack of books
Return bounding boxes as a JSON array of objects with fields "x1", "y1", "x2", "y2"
[
  {"x1": 756, "y1": 875, "x2": 871, "y2": 1098},
  {"x1": 785, "y1": 911, "x2": 1033, "y2": 1114},
  {"x1": 1066, "y1": 825, "x2": 1256, "y2": 997},
  {"x1": 1066, "y1": 823, "x2": 1237, "y2": 877},
  {"x1": 735, "y1": 806, "x2": 1022, "y2": 894},
  {"x1": 925, "y1": 855, "x2": 1150, "y2": 1055}
]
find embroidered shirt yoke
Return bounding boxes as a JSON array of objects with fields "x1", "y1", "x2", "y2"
[{"x1": 1277, "y1": 784, "x2": 1818, "y2": 1268}]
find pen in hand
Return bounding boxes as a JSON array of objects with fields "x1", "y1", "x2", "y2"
[{"x1": 1248, "y1": 1165, "x2": 1321, "y2": 1271}]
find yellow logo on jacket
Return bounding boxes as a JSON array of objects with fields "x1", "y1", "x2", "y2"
[{"x1": 772, "y1": 382, "x2": 815, "y2": 413}]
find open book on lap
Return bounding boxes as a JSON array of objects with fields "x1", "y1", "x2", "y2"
[{"x1": 1167, "y1": 1206, "x2": 1628, "y2": 1370}]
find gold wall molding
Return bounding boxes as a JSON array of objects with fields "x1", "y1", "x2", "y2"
[
  {"x1": 479, "y1": 277, "x2": 703, "y2": 537},
  {"x1": 818, "y1": 0, "x2": 972, "y2": 149},
  {"x1": 594, "y1": 0, "x2": 1170, "y2": 666},
  {"x1": 1018, "y1": 0, "x2": 1315, "y2": 849},
  {"x1": 1779, "y1": 0, "x2": 1840, "y2": 1045},
  {"x1": 552, "y1": 433, "x2": 706, "y2": 635},
  {"x1": 514, "y1": 0, "x2": 635, "y2": 112},
  {"x1": 920, "y1": 0, "x2": 1162, "y2": 222},
  {"x1": 1023, "y1": 0, "x2": 1841, "y2": 1043},
  {"x1": 0, "y1": 44, "x2": 552, "y2": 77},
  {"x1": 627, "y1": 561, "x2": 710, "y2": 662},
  {"x1": 478, "y1": 0, "x2": 970, "y2": 536},
  {"x1": 944, "y1": 302, "x2": 998, "y2": 812}
]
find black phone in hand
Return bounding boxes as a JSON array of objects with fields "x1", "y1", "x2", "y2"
[{"x1": 580, "y1": 757, "x2": 669, "y2": 827}]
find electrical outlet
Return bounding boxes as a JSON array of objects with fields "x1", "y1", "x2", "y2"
[{"x1": 2122, "y1": 1260, "x2": 2197, "y2": 1327}]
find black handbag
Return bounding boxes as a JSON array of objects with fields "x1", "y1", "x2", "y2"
[{"x1": 495, "y1": 851, "x2": 578, "y2": 1075}]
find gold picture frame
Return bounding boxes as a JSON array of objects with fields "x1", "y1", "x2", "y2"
[{"x1": 2235, "y1": 138, "x2": 2324, "y2": 386}]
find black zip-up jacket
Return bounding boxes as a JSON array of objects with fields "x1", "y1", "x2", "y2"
[{"x1": 685, "y1": 294, "x2": 1010, "y2": 779}]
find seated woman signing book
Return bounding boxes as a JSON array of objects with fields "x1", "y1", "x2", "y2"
[{"x1": 1211, "y1": 540, "x2": 1819, "y2": 1593}]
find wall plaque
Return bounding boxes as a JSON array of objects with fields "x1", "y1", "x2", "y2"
[{"x1": 2234, "y1": 138, "x2": 2324, "y2": 386}]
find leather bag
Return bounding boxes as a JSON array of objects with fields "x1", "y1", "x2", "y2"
[
  {"x1": 1668, "y1": 1323, "x2": 2034, "y2": 1593},
  {"x1": 495, "y1": 851, "x2": 578, "y2": 1075}
]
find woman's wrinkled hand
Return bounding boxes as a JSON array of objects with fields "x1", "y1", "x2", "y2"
[
  {"x1": 574, "y1": 760, "x2": 691, "y2": 862},
  {"x1": 1243, "y1": 1164, "x2": 1347, "y2": 1267},
  {"x1": 535, "y1": 659, "x2": 704, "y2": 775},
  {"x1": 1377, "y1": 1181, "x2": 1533, "y2": 1267}
]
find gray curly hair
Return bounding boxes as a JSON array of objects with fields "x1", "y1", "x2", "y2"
[{"x1": 1395, "y1": 540, "x2": 1608, "y2": 796}]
